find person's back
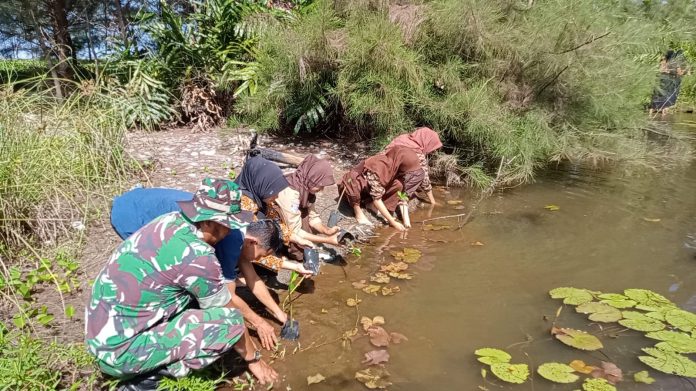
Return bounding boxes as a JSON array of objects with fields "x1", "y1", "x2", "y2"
[{"x1": 111, "y1": 187, "x2": 192, "y2": 239}]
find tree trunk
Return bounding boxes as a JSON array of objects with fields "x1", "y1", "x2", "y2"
[
  {"x1": 113, "y1": 0, "x2": 128, "y2": 43},
  {"x1": 48, "y1": 0, "x2": 75, "y2": 81}
]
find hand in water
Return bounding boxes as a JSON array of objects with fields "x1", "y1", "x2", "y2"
[
  {"x1": 391, "y1": 221, "x2": 407, "y2": 231},
  {"x1": 404, "y1": 221, "x2": 412, "y2": 228},
  {"x1": 254, "y1": 319, "x2": 279, "y2": 350},
  {"x1": 248, "y1": 360, "x2": 278, "y2": 385}
]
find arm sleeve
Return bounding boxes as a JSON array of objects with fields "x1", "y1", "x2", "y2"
[
  {"x1": 417, "y1": 153, "x2": 433, "y2": 192},
  {"x1": 253, "y1": 255, "x2": 284, "y2": 272},
  {"x1": 403, "y1": 169, "x2": 425, "y2": 197},
  {"x1": 308, "y1": 205, "x2": 321, "y2": 226},
  {"x1": 364, "y1": 170, "x2": 386, "y2": 201},
  {"x1": 179, "y1": 253, "x2": 232, "y2": 309},
  {"x1": 274, "y1": 188, "x2": 303, "y2": 234}
]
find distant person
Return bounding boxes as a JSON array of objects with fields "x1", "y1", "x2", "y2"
[
  {"x1": 382, "y1": 127, "x2": 443, "y2": 205},
  {"x1": 88, "y1": 179, "x2": 278, "y2": 389},
  {"x1": 650, "y1": 49, "x2": 689, "y2": 116},
  {"x1": 340, "y1": 146, "x2": 425, "y2": 231}
]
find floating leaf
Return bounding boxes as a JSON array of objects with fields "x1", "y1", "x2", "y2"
[
  {"x1": 381, "y1": 286, "x2": 400, "y2": 296},
  {"x1": 646, "y1": 330, "x2": 696, "y2": 353},
  {"x1": 550, "y1": 287, "x2": 594, "y2": 305},
  {"x1": 474, "y1": 348, "x2": 511, "y2": 365},
  {"x1": 346, "y1": 297, "x2": 362, "y2": 307},
  {"x1": 570, "y1": 360, "x2": 598, "y2": 374},
  {"x1": 537, "y1": 362, "x2": 579, "y2": 383},
  {"x1": 582, "y1": 378, "x2": 616, "y2": 391},
  {"x1": 553, "y1": 328, "x2": 603, "y2": 351},
  {"x1": 591, "y1": 361, "x2": 622, "y2": 385},
  {"x1": 355, "y1": 368, "x2": 391, "y2": 389},
  {"x1": 576, "y1": 302, "x2": 622, "y2": 323},
  {"x1": 619, "y1": 311, "x2": 665, "y2": 332},
  {"x1": 665, "y1": 309, "x2": 696, "y2": 333},
  {"x1": 638, "y1": 347, "x2": 696, "y2": 377},
  {"x1": 307, "y1": 373, "x2": 326, "y2": 385},
  {"x1": 362, "y1": 350, "x2": 390, "y2": 365},
  {"x1": 388, "y1": 271, "x2": 413, "y2": 280},
  {"x1": 368, "y1": 326, "x2": 391, "y2": 347},
  {"x1": 646, "y1": 311, "x2": 666, "y2": 321},
  {"x1": 423, "y1": 224, "x2": 451, "y2": 231},
  {"x1": 370, "y1": 273, "x2": 390, "y2": 284},
  {"x1": 390, "y1": 248, "x2": 421, "y2": 263},
  {"x1": 490, "y1": 363, "x2": 529, "y2": 384},
  {"x1": 362, "y1": 285, "x2": 381, "y2": 295},
  {"x1": 352, "y1": 280, "x2": 368, "y2": 289},
  {"x1": 544, "y1": 204, "x2": 560, "y2": 211},
  {"x1": 633, "y1": 370, "x2": 655, "y2": 384},
  {"x1": 361, "y1": 316, "x2": 385, "y2": 331},
  {"x1": 390, "y1": 332, "x2": 408, "y2": 344},
  {"x1": 447, "y1": 200, "x2": 463, "y2": 205},
  {"x1": 624, "y1": 289, "x2": 675, "y2": 311},
  {"x1": 598, "y1": 293, "x2": 636, "y2": 309},
  {"x1": 380, "y1": 262, "x2": 408, "y2": 273}
]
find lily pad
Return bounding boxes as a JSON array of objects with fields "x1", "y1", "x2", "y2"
[
  {"x1": 639, "y1": 347, "x2": 696, "y2": 377},
  {"x1": 537, "y1": 362, "x2": 579, "y2": 383},
  {"x1": 645, "y1": 311, "x2": 666, "y2": 321},
  {"x1": 576, "y1": 302, "x2": 622, "y2": 322},
  {"x1": 645, "y1": 330, "x2": 696, "y2": 353},
  {"x1": 380, "y1": 262, "x2": 408, "y2": 273},
  {"x1": 618, "y1": 311, "x2": 665, "y2": 332},
  {"x1": 381, "y1": 286, "x2": 400, "y2": 296},
  {"x1": 360, "y1": 316, "x2": 385, "y2": 331},
  {"x1": 665, "y1": 309, "x2": 696, "y2": 333},
  {"x1": 390, "y1": 248, "x2": 422, "y2": 264},
  {"x1": 346, "y1": 297, "x2": 362, "y2": 307},
  {"x1": 388, "y1": 271, "x2": 413, "y2": 280},
  {"x1": 598, "y1": 293, "x2": 636, "y2": 309},
  {"x1": 355, "y1": 367, "x2": 391, "y2": 389},
  {"x1": 582, "y1": 378, "x2": 617, "y2": 391},
  {"x1": 370, "y1": 273, "x2": 391, "y2": 284},
  {"x1": 474, "y1": 348, "x2": 511, "y2": 365},
  {"x1": 490, "y1": 363, "x2": 529, "y2": 384},
  {"x1": 553, "y1": 328, "x2": 604, "y2": 351},
  {"x1": 624, "y1": 288, "x2": 675, "y2": 312},
  {"x1": 633, "y1": 370, "x2": 655, "y2": 384},
  {"x1": 550, "y1": 287, "x2": 594, "y2": 306},
  {"x1": 362, "y1": 285, "x2": 381, "y2": 295},
  {"x1": 569, "y1": 360, "x2": 598, "y2": 374}
]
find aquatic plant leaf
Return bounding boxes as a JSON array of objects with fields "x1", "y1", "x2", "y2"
[
  {"x1": 368, "y1": 326, "x2": 391, "y2": 347},
  {"x1": 307, "y1": 373, "x2": 326, "y2": 385},
  {"x1": 390, "y1": 332, "x2": 408, "y2": 344},
  {"x1": 633, "y1": 370, "x2": 655, "y2": 384},
  {"x1": 388, "y1": 271, "x2": 413, "y2": 280},
  {"x1": 569, "y1": 360, "x2": 598, "y2": 374},
  {"x1": 355, "y1": 367, "x2": 391, "y2": 389},
  {"x1": 591, "y1": 361, "x2": 623, "y2": 385},
  {"x1": 665, "y1": 309, "x2": 696, "y2": 333},
  {"x1": 346, "y1": 297, "x2": 362, "y2": 307},
  {"x1": 550, "y1": 287, "x2": 594, "y2": 305},
  {"x1": 544, "y1": 204, "x2": 560, "y2": 211},
  {"x1": 362, "y1": 285, "x2": 381, "y2": 294},
  {"x1": 646, "y1": 330, "x2": 696, "y2": 353},
  {"x1": 361, "y1": 316, "x2": 385, "y2": 331},
  {"x1": 474, "y1": 348, "x2": 511, "y2": 365},
  {"x1": 390, "y1": 248, "x2": 422, "y2": 264},
  {"x1": 537, "y1": 363, "x2": 579, "y2": 383},
  {"x1": 381, "y1": 286, "x2": 400, "y2": 296},
  {"x1": 638, "y1": 347, "x2": 696, "y2": 377},
  {"x1": 576, "y1": 302, "x2": 622, "y2": 322},
  {"x1": 624, "y1": 289, "x2": 675, "y2": 311},
  {"x1": 553, "y1": 328, "x2": 603, "y2": 351},
  {"x1": 370, "y1": 273, "x2": 390, "y2": 284},
  {"x1": 380, "y1": 262, "x2": 409, "y2": 273},
  {"x1": 490, "y1": 363, "x2": 529, "y2": 384},
  {"x1": 598, "y1": 293, "x2": 636, "y2": 309},
  {"x1": 362, "y1": 350, "x2": 390, "y2": 365},
  {"x1": 352, "y1": 280, "x2": 368, "y2": 289},
  {"x1": 646, "y1": 311, "x2": 666, "y2": 321},
  {"x1": 582, "y1": 378, "x2": 617, "y2": 391},
  {"x1": 423, "y1": 224, "x2": 450, "y2": 231},
  {"x1": 619, "y1": 311, "x2": 665, "y2": 332}
]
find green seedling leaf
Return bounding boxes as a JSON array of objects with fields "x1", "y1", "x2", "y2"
[
  {"x1": 646, "y1": 330, "x2": 696, "y2": 353},
  {"x1": 65, "y1": 305, "x2": 75, "y2": 319},
  {"x1": 396, "y1": 191, "x2": 409, "y2": 202},
  {"x1": 537, "y1": 362, "x2": 579, "y2": 383},
  {"x1": 582, "y1": 378, "x2": 617, "y2": 391},
  {"x1": 633, "y1": 370, "x2": 655, "y2": 384},
  {"x1": 36, "y1": 313, "x2": 54, "y2": 325},
  {"x1": 665, "y1": 309, "x2": 696, "y2": 333},
  {"x1": 598, "y1": 293, "x2": 636, "y2": 309},
  {"x1": 624, "y1": 289, "x2": 675, "y2": 312},
  {"x1": 639, "y1": 347, "x2": 696, "y2": 377},
  {"x1": 550, "y1": 287, "x2": 594, "y2": 305},
  {"x1": 490, "y1": 363, "x2": 529, "y2": 384},
  {"x1": 619, "y1": 311, "x2": 665, "y2": 332},
  {"x1": 12, "y1": 314, "x2": 26, "y2": 328},
  {"x1": 575, "y1": 302, "x2": 622, "y2": 323},
  {"x1": 474, "y1": 348, "x2": 511, "y2": 365},
  {"x1": 553, "y1": 327, "x2": 603, "y2": 351},
  {"x1": 288, "y1": 271, "x2": 300, "y2": 292}
]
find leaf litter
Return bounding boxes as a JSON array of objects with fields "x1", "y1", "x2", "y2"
[
  {"x1": 355, "y1": 367, "x2": 391, "y2": 389},
  {"x1": 307, "y1": 373, "x2": 326, "y2": 385},
  {"x1": 362, "y1": 350, "x2": 390, "y2": 365}
]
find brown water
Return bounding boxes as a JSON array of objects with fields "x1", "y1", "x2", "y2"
[{"x1": 274, "y1": 117, "x2": 696, "y2": 391}]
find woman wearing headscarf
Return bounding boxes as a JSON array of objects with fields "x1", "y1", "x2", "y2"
[
  {"x1": 341, "y1": 146, "x2": 425, "y2": 231},
  {"x1": 276, "y1": 155, "x2": 340, "y2": 260},
  {"x1": 382, "y1": 127, "x2": 443, "y2": 205}
]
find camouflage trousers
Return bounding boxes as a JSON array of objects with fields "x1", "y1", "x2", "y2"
[{"x1": 97, "y1": 307, "x2": 244, "y2": 379}]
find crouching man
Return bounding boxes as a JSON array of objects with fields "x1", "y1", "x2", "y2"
[{"x1": 85, "y1": 179, "x2": 278, "y2": 389}]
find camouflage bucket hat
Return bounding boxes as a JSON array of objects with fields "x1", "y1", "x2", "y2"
[{"x1": 177, "y1": 178, "x2": 254, "y2": 229}]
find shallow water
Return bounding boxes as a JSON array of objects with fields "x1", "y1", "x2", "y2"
[{"x1": 274, "y1": 116, "x2": 696, "y2": 390}]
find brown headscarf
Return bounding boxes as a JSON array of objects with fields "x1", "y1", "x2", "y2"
[
  {"x1": 364, "y1": 146, "x2": 421, "y2": 186},
  {"x1": 286, "y1": 155, "x2": 335, "y2": 208},
  {"x1": 384, "y1": 127, "x2": 443, "y2": 155}
]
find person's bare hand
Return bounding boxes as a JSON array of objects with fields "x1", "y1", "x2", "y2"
[
  {"x1": 293, "y1": 262, "x2": 314, "y2": 277},
  {"x1": 247, "y1": 360, "x2": 278, "y2": 385},
  {"x1": 254, "y1": 319, "x2": 278, "y2": 350},
  {"x1": 404, "y1": 220, "x2": 412, "y2": 229},
  {"x1": 391, "y1": 221, "x2": 406, "y2": 231},
  {"x1": 328, "y1": 232, "x2": 341, "y2": 245},
  {"x1": 325, "y1": 226, "x2": 340, "y2": 235},
  {"x1": 296, "y1": 237, "x2": 315, "y2": 248}
]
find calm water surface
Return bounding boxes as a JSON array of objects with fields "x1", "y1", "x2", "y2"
[{"x1": 274, "y1": 117, "x2": 696, "y2": 391}]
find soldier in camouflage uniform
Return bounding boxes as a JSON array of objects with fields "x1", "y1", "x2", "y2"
[{"x1": 86, "y1": 178, "x2": 278, "y2": 388}]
